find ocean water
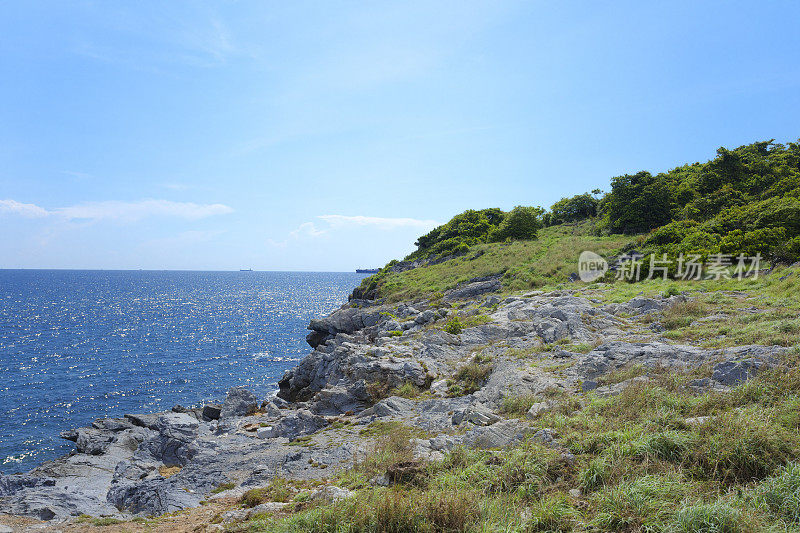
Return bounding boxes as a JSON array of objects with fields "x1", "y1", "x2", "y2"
[{"x1": 0, "y1": 270, "x2": 363, "y2": 475}]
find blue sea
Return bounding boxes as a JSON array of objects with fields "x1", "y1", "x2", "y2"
[{"x1": 0, "y1": 270, "x2": 363, "y2": 475}]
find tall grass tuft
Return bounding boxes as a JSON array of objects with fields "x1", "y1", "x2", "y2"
[{"x1": 671, "y1": 501, "x2": 744, "y2": 533}]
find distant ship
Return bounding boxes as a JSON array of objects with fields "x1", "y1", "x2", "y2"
[
  {"x1": 240, "y1": 269, "x2": 254, "y2": 272},
  {"x1": 355, "y1": 268, "x2": 380, "y2": 274}
]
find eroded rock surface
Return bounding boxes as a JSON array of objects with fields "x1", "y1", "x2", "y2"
[{"x1": 1, "y1": 289, "x2": 787, "y2": 522}]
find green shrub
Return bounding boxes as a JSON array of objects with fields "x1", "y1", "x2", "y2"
[
  {"x1": 392, "y1": 382, "x2": 421, "y2": 399},
  {"x1": 644, "y1": 220, "x2": 701, "y2": 246},
  {"x1": 719, "y1": 226, "x2": 787, "y2": 257},
  {"x1": 501, "y1": 394, "x2": 539, "y2": 416},
  {"x1": 488, "y1": 205, "x2": 544, "y2": 242},
  {"x1": 443, "y1": 316, "x2": 464, "y2": 334},
  {"x1": 604, "y1": 171, "x2": 673, "y2": 234},
  {"x1": 410, "y1": 208, "x2": 505, "y2": 260},
  {"x1": 661, "y1": 300, "x2": 708, "y2": 330},
  {"x1": 485, "y1": 445, "x2": 564, "y2": 500},
  {"x1": 278, "y1": 489, "x2": 481, "y2": 533},
  {"x1": 661, "y1": 285, "x2": 682, "y2": 298},
  {"x1": 550, "y1": 193, "x2": 598, "y2": 224},
  {"x1": 388, "y1": 330, "x2": 403, "y2": 337}
]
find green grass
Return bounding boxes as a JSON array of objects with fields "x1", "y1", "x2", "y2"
[
  {"x1": 447, "y1": 356, "x2": 494, "y2": 396},
  {"x1": 671, "y1": 501, "x2": 746, "y2": 533},
  {"x1": 224, "y1": 254, "x2": 800, "y2": 532},
  {"x1": 369, "y1": 222, "x2": 632, "y2": 301},
  {"x1": 230, "y1": 363, "x2": 800, "y2": 532},
  {"x1": 75, "y1": 515, "x2": 124, "y2": 526},
  {"x1": 211, "y1": 481, "x2": 235, "y2": 494},
  {"x1": 500, "y1": 393, "x2": 540, "y2": 416},
  {"x1": 752, "y1": 462, "x2": 800, "y2": 524},
  {"x1": 358, "y1": 420, "x2": 407, "y2": 438},
  {"x1": 583, "y1": 264, "x2": 800, "y2": 349},
  {"x1": 391, "y1": 381, "x2": 423, "y2": 399}
]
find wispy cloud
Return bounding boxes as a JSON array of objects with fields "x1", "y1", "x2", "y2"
[
  {"x1": 289, "y1": 221, "x2": 327, "y2": 238},
  {"x1": 318, "y1": 215, "x2": 439, "y2": 230},
  {"x1": 0, "y1": 199, "x2": 50, "y2": 218},
  {"x1": 269, "y1": 214, "x2": 439, "y2": 248},
  {"x1": 0, "y1": 198, "x2": 233, "y2": 222},
  {"x1": 70, "y1": 8, "x2": 247, "y2": 70}
]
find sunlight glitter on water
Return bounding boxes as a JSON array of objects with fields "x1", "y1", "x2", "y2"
[{"x1": 0, "y1": 270, "x2": 360, "y2": 474}]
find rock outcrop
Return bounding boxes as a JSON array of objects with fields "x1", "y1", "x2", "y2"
[{"x1": 0, "y1": 288, "x2": 786, "y2": 522}]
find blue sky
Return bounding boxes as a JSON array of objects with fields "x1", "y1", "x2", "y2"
[{"x1": 1, "y1": 1, "x2": 799, "y2": 271}]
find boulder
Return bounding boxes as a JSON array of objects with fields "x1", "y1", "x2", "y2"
[
  {"x1": 137, "y1": 413, "x2": 199, "y2": 466},
  {"x1": 270, "y1": 410, "x2": 328, "y2": 440},
  {"x1": 309, "y1": 383, "x2": 369, "y2": 416},
  {"x1": 452, "y1": 405, "x2": 500, "y2": 426},
  {"x1": 712, "y1": 359, "x2": 769, "y2": 386},
  {"x1": 92, "y1": 418, "x2": 135, "y2": 432},
  {"x1": 526, "y1": 401, "x2": 557, "y2": 420},
  {"x1": 220, "y1": 387, "x2": 260, "y2": 419},
  {"x1": 306, "y1": 308, "x2": 384, "y2": 347},
  {"x1": 359, "y1": 396, "x2": 414, "y2": 418},
  {"x1": 310, "y1": 485, "x2": 354, "y2": 502},
  {"x1": 75, "y1": 428, "x2": 114, "y2": 455},
  {"x1": 202, "y1": 404, "x2": 222, "y2": 421},
  {"x1": 125, "y1": 413, "x2": 163, "y2": 430},
  {"x1": 461, "y1": 420, "x2": 531, "y2": 449},
  {"x1": 107, "y1": 477, "x2": 201, "y2": 515},
  {"x1": 442, "y1": 277, "x2": 502, "y2": 302}
]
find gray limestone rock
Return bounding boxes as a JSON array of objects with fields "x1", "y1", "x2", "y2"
[
  {"x1": 461, "y1": 420, "x2": 532, "y2": 449},
  {"x1": 137, "y1": 413, "x2": 199, "y2": 466},
  {"x1": 220, "y1": 387, "x2": 260, "y2": 419},
  {"x1": 712, "y1": 359, "x2": 770, "y2": 386},
  {"x1": 270, "y1": 410, "x2": 328, "y2": 440},
  {"x1": 442, "y1": 278, "x2": 502, "y2": 302}
]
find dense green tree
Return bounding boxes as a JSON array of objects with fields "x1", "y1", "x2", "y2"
[
  {"x1": 409, "y1": 208, "x2": 506, "y2": 259},
  {"x1": 624, "y1": 139, "x2": 800, "y2": 262},
  {"x1": 488, "y1": 206, "x2": 544, "y2": 242},
  {"x1": 407, "y1": 139, "x2": 800, "y2": 266},
  {"x1": 602, "y1": 171, "x2": 673, "y2": 234},
  {"x1": 549, "y1": 193, "x2": 598, "y2": 224}
]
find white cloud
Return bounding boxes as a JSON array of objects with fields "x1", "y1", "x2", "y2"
[
  {"x1": 268, "y1": 215, "x2": 439, "y2": 248},
  {"x1": 55, "y1": 200, "x2": 233, "y2": 222},
  {"x1": 317, "y1": 215, "x2": 439, "y2": 230},
  {"x1": 289, "y1": 221, "x2": 327, "y2": 238},
  {"x1": 0, "y1": 198, "x2": 233, "y2": 222},
  {"x1": 0, "y1": 199, "x2": 49, "y2": 218}
]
